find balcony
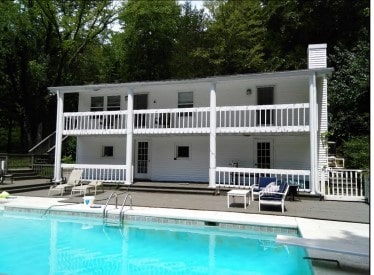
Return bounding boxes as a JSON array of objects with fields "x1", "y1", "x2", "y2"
[{"x1": 63, "y1": 103, "x2": 309, "y2": 135}]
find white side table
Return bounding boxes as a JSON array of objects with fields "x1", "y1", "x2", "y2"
[{"x1": 227, "y1": 189, "x2": 251, "y2": 209}]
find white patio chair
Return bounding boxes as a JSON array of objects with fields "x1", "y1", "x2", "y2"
[
  {"x1": 70, "y1": 181, "x2": 103, "y2": 196},
  {"x1": 258, "y1": 182, "x2": 289, "y2": 213},
  {"x1": 48, "y1": 169, "x2": 83, "y2": 196}
]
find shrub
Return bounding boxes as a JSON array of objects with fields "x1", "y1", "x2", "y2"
[{"x1": 342, "y1": 136, "x2": 369, "y2": 169}]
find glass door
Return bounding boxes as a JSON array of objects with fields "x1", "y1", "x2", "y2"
[{"x1": 135, "y1": 141, "x2": 149, "y2": 179}]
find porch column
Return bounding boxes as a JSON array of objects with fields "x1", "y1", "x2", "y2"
[
  {"x1": 309, "y1": 73, "x2": 318, "y2": 194},
  {"x1": 53, "y1": 90, "x2": 64, "y2": 183},
  {"x1": 125, "y1": 87, "x2": 134, "y2": 185},
  {"x1": 209, "y1": 82, "x2": 217, "y2": 188}
]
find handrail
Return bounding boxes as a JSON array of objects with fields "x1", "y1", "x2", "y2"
[
  {"x1": 28, "y1": 131, "x2": 56, "y2": 153},
  {"x1": 119, "y1": 193, "x2": 133, "y2": 222},
  {"x1": 103, "y1": 191, "x2": 118, "y2": 220}
]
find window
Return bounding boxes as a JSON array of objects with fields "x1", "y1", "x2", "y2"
[
  {"x1": 176, "y1": 145, "x2": 190, "y2": 159},
  {"x1": 107, "y1": 96, "x2": 121, "y2": 111},
  {"x1": 178, "y1": 92, "x2": 193, "y2": 108},
  {"x1": 91, "y1": 96, "x2": 104, "y2": 111},
  {"x1": 102, "y1": 146, "x2": 114, "y2": 157}
]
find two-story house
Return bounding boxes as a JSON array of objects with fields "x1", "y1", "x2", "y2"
[{"x1": 49, "y1": 44, "x2": 332, "y2": 195}]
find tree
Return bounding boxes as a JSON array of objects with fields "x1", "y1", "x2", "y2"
[
  {"x1": 118, "y1": 0, "x2": 181, "y2": 81},
  {"x1": 0, "y1": 0, "x2": 118, "y2": 151},
  {"x1": 170, "y1": 1, "x2": 208, "y2": 79},
  {"x1": 201, "y1": 0, "x2": 266, "y2": 75},
  {"x1": 328, "y1": 33, "x2": 369, "y2": 144}
]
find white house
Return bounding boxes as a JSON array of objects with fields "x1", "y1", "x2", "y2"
[{"x1": 49, "y1": 44, "x2": 333, "y2": 195}]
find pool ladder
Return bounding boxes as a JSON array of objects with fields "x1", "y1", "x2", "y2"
[{"x1": 103, "y1": 191, "x2": 133, "y2": 227}]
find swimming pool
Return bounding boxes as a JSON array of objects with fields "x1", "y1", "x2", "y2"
[{"x1": 0, "y1": 212, "x2": 313, "y2": 274}]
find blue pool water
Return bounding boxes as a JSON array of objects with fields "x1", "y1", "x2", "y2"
[{"x1": 0, "y1": 212, "x2": 313, "y2": 274}]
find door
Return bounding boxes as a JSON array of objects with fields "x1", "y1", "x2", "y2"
[
  {"x1": 254, "y1": 140, "x2": 273, "y2": 169},
  {"x1": 134, "y1": 94, "x2": 148, "y2": 127},
  {"x1": 135, "y1": 141, "x2": 150, "y2": 179},
  {"x1": 257, "y1": 86, "x2": 274, "y2": 125}
]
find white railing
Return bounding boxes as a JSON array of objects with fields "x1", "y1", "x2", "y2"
[
  {"x1": 61, "y1": 164, "x2": 127, "y2": 183},
  {"x1": 324, "y1": 168, "x2": 367, "y2": 201},
  {"x1": 62, "y1": 104, "x2": 309, "y2": 135},
  {"x1": 134, "y1": 107, "x2": 211, "y2": 134},
  {"x1": 216, "y1": 167, "x2": 310, "y2": 191},
  {"x1": 216, "y1": 103, "x2": 309, "y2": 133},
  {"x1": 63, "y1": 111, "x2": 128, "y2": 135}
]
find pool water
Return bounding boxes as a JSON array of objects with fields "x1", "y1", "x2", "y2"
[{"x1": 0, "y1": 213, "x2": 313, "y2": 275}]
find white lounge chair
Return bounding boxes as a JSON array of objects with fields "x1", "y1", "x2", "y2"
[
  {"x1": 71, "y1": 181, "x2": 103, "y2": 196},
  {"x1": 48, "y1": 169, "x2": 83, "y2": 196},
  {"x1": 258, "y1": 182, "x2": 289, "y2": 213}
]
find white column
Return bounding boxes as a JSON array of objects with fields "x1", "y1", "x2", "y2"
[
  {"x1": 209, "y1": 82, "x2": 217, "y2": 188},
  {"x1": 53, "y1": 90, "x2": 64, "y2": 183},
  {"x1": 309, "y1": 74, "x2": 318, "y2": 194},
  {"x1": 125, "y1": 88, "x2": 134, "y2": 185}
]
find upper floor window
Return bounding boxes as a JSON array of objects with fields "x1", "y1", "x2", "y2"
[
  {"x1": 107, "y1": 96, "x2": 121, "y2": 111},
  {"x1": 178, "y1": 92, "x2": 193, "y2": 108},
  {"x1": 90, "y1": 96, "x2": 121, "y2": 112},
  {"x1": 91, "y1": 96, "x2": 104, "y2": 111}
]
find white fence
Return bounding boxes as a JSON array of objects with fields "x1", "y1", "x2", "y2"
[
  {"x1": 324, "y1": 168, "x2": 367, "y2": 201},
  {"x1": 216, "y1": 167, "x2": 310, "y2": 191},
  {"x1": 133, "y1": 107, "x2": 211, "y2": 134},
  {"x1": 61, "y1": 164, "x2": 127, "y2": 183},
  {"x1": 63, "y1": 104, "x2": 310, "y2": 135},
  {"x1": 63, "y1": 111, "x2": 128, "y2": 135},
  {"x1": 216, "y1": 103, "x2": 309, "y2": 133}
]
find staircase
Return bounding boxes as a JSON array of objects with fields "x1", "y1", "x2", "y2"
[{"x1": 3, "y1": 168, "x2": 41, "y2": 183}]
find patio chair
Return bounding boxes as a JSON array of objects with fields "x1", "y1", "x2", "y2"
[
  {"x1": 48, "y1": 169, "x2": 83, "y2": 196},
  {"x1": 251, "y1": 177, "x2": 277, "y2": 200},
  {"x1": 70, "y1": 180, "x2": 103, "y2": 197},
  {"x1": 258, "y1": 182, "x2": 289, "y2": 213}
]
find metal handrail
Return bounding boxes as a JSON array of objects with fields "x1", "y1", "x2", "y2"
[
  {"x1": 103, "y1": 191, "x2": 118, "y2": 220},
  {"x1": 119, "y1": 193, "x2": 133, "y2": 222}
]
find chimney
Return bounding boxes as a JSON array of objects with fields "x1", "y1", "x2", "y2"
[{"x1": 307, "y1": 44, "x2": 327, "y2": 69}]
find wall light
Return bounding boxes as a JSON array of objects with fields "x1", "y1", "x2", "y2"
[{"x1": 246, "y1": 88, "x2": 252, "y2": 95}]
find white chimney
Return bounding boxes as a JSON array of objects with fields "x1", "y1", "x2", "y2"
[{"x1": 308, "y1": 44, "x2": 327, "y2": 69}]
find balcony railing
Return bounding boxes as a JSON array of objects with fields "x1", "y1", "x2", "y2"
[
  {"x1": 216, "y1": 167, "x2": 310, "y2": 191},
  {"x1": 216, "y1": 103, "x2": 309, "y2": 133},
  {"x1": 134, "y1": 107, "x2": 211, "y2": 134},
  {"x1": 63, "y1": 111, "x2": 128, "y2": 135},
  {"x1": 63, "y1": 104, "x2": 310, "y2": 135}
]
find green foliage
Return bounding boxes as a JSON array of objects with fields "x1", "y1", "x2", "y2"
[
  {"x1": 63, "y1": 137, "x2": 77, "y2": 161},
  {"x1": 342, "y1": 136, "x2": 369, "y2": 170},
  {"x1": 118, "y1": 0, "x2": 181, "y2": 81},
  {"x1": 328, "y1": 34, "x2": 370, "y2": 143}
]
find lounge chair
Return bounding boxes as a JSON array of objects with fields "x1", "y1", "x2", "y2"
[
  {"x1": 258, "y1": 182, "x2": 289, "y2": 213},
  {"x1": 251, "y1": 177, "x2": 277, "y2": 200},
  {"x1": 71, "y1": 181, "x2": 103, "y2": 196},
  {"x1": 48, "y1": 169, "x2": 83, "y2": 196}
]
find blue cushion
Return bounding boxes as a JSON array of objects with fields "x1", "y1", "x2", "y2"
[{"x1": 258, "y1": 177, "x2": 277, "y2": 188}]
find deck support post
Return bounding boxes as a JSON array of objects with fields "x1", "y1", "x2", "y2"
[
  {"x1": 209, "y1": 82, "x2": 217, "y2": 188},
  {"x1": 309, "y1": 73, "x2": 318, "y2": 194},
  {"x1": 125, "y1": 88, "x2": 134, "y2": 185},
  {"x1": 53, "y1": 90, "x2": 64, "y2": 183}
]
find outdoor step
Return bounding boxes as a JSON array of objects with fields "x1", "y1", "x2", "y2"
[
  {"x1": 122, "y1": 186, "x2": 217, "y2": 195},
  {"x1": 0, "y1": 183, "x2": 52, "y2": 194}
]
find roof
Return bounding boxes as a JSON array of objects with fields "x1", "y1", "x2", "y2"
[{"x1": 48, "y1": 68, "x2": 334, "y2": 94}]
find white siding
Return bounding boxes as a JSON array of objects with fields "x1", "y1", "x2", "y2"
[
  {"x1": 317, "y1": 76, "x2": 329, "y2": 170},
  {"x1": 308, "y1": 44, "x2": 327, "y2": 69},
  {"x1": 274, "y1": 136, "x2": 310, "y2": 169},
  {"x1": 76, "y1": 136, "x2": 126, "y2": 165}
]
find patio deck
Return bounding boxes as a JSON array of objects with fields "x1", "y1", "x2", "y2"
[{"x1": 0, "y1": 179, "x2": 370, "y2": 274}]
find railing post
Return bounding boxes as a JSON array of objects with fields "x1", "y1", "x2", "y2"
[
  {"x1": 209, "y1": 82, "x2": 217, "y2": 188},
  {"x1": 53, "y1": 90, "x2": 64, "y2": 183},
  {"x1": 309, "y1": 73, "x2": 318, "y2": 194},
  {"x1": 125, "y1": 88, "x2": 134, "y2": 185}
]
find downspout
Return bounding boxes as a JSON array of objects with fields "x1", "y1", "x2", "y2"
[{"x1": 53, "y1": 90, "x2": 64, "y2": 183}]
